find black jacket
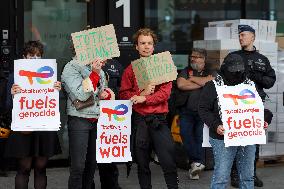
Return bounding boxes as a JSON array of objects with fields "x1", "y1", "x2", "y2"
[
  {"x1": 229, "y1": 48, "x2": 276, "y2": 100},
  {"x1": 198, "y1": 80, "x2": 223, "y2": 140}
]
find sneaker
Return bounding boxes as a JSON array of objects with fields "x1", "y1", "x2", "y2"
[
  {"x1": 254, "y1": 175, "x2": 264, "y2": 187},
  {"x1": 189, "y1": 169, "x2": 200, "y2": 180},
  {"x1": 190, "y1": 162, "x2": 205, "y2": 176}
]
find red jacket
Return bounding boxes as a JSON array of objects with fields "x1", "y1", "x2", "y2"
[{"x1": 119, "y1": 64, "x2": 172, "y2": 115}]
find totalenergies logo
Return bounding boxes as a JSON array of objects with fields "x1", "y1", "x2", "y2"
[
  {"x1": 102, "y1": 104, "x2": 128, "y2": 122},
  {"x1": 19, "y1": 66, "x2": 54, "y2": 85},
  {"x1": 223, "y1": 89, "x2": 256, "y2": 105}
]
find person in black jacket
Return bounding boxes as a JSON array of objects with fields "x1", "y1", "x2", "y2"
[
  {"x1": 229, "y1": 25, "x2": 276, "y2": 188},
  {"x1": 199, "y1": 53, "x2": 269, "y2": 189}
]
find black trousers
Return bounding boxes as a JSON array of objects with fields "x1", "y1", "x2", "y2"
[
  {"x1": 133, "y1": 112, "x2": 178, "y2": 189},
  {"x1": 68, "y1": 116, "x2": 120, "y2": 189}
]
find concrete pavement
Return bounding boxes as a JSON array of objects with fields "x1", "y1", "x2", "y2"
[{"x1": 0, "y1": 163, "x2": 283, "y2": 189}]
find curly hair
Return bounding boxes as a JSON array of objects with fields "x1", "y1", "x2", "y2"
[
  {"x1": 132, "y1": 28, "x2": 158, "y2": 45},
  {"x1": 23, "y1": 40, "x2": 44, "y2": 57}
]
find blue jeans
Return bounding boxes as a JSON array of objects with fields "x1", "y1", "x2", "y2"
[
  {"x1": 179, "y1": 110, "x2": 204, "y2": 164},
  {"x1": 209, "y1": 137, "x2": 256, "y2": 189}
]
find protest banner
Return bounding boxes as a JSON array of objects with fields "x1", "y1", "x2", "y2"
[
  {"x1": 131, "y1": 51, "x2": 178, "y2": 90},
  {"x1": 71, "y1": 24, "x2": 120, "y2": 65},
  {"x1": 214, "y1": 82, "x2": 265, "y2": 147},
  {"x1": 12, "y1": 59, "x2": 60, "y2": 131},
  {"x1": 96, "y1": 100, "x2": 132, "y2": 163}
]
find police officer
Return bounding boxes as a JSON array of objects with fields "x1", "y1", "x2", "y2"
[{"x1": 230, "y1": 24, "x2": 276, "y2": 188}]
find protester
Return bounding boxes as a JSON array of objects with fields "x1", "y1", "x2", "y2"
[
  {"x1": 229, "y1": 24, "x2": 276, "y2": 188},
  {"x1": 5, "y1": 40, "x2": 62, "y2": 189},
  {"x1": 61, "y1": 42, "x2": 121, "y2": 189},
  {"x1": 119, "y1": 28, "x2": 178, "y2": 189},
  {"x1": 176, "y1": 48, "x2": 214, "y2": 179},
  {"x1": 199, "y1": 53, "x2": 269, "y2": 189}
]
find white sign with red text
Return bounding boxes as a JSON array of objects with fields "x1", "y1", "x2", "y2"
[
  {"x1": 12, "y1": 59, "x2": 60, "y2": 131},
  {"x1": 214, "y1": 82, "x2": 266, "y2": 147},
  {"x1": 96, "y1": 100, "x2": 132, "y2": 163}
]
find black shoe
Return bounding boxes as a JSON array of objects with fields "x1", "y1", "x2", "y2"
[{"x1": 254, "y1": 175, "x2": 264, "y2": 187}]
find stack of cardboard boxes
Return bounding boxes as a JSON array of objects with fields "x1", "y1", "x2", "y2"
[{"x1": 194, "y1": 19, "x2": 284, "y2": 159}]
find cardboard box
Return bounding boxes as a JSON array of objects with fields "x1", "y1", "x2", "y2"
[
  {"x1": 276, "y1": 132, "x2": 284, "y2": 143},
  {"x1": 225, "y1": 19, "x2": 259, "y2": 39},
  {"x1": 276, "y1": 37, "x2": 284, "y2": 49},
  {"x1": 277, "y1": 93, "x2": 284, "y2": 113},
  {"x1": 258, "y1": 20, "x2": 269, "y2": 41},
  {"x1": 260, "y1": 143, "x2": 276, "y2": 157},
  {"x1": 264, "y1": 101, "x2": 277, "y2": 113},
  {"x1": 206, "y1": 39, "x2": 240, "y2": 50},
  {"x1": 276, "y1": 143, "x2": 284, "y2": 156},
  {"x1": 267, "y1": 21, "x2": 277, "y2": 41},
  {"x1": 204, "y1": 27, "x2": 230, "y2": 40},
  {"x1": 206, "y1": 50, "x2": 231, "y2": 59},
  {"x1": 258, "y1": 41, "x2": 278, "y2": 53},
  {"x1": 193, "y1": 40, "x2": 207, "y2": 49}
]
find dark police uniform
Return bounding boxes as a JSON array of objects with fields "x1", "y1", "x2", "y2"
[{"x1": 230, "y1": 47, "x2": 276, "y2": 101}]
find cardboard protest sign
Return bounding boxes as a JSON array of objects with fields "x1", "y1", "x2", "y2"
[
  {"x1": 131, "y1": 51, "x2": 178, "y2": 90},
  {"x1": 12, "y1": 59, "x2": 61, "y2": 131},
  {"x1": 214, "y1": 82, "x2": 265, "y2": 147},
  {"x1": 71, "y1": 24, "x2": 120, "y2": 65},
  {"x1": 96, "y1": 100, "x2": 132, "y2": 163}
]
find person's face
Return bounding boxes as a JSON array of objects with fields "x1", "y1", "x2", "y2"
[
  {"x1": 239, "y1": 31, "x2": 255, "y2": 48},
  {"x1": 136, "y1": 35, "x2": 154, "y2": 57},
  {"x1": 190, "y1": 51, "x2": 205, "y2": 71}
]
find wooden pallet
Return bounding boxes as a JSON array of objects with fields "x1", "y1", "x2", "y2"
[{"x1": 257, "y1": 155, "x2": 284, "y2": 167}]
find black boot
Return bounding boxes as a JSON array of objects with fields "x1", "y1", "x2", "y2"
[{"x1": 254, "y1": 175, "x2": 264, "y2": 187}]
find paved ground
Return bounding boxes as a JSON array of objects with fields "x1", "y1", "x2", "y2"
[{"x1": 0, "y1": 163, "x2": 283, "y2": 189}]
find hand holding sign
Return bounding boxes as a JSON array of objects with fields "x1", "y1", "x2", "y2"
[
  {"x1": 140, "y1": 84, "x2": 155, "y2": 96},
  {"x1": 217, "y1": 125, "x2": 225, "y2": 135},
  {"x1": 11, "y1": 84, "x2": 22, "y2": 95}
]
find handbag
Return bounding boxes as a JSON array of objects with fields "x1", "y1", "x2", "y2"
[
  {"x1": 63, "y1": 82, "x2": 95, "y2": 111},
  {"x1": 72, "y1": 95, "x2": 95, "y2": 110}
]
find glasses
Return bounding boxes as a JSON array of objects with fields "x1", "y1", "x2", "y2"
[{"x1": 190, "y1": 55, "x2": 204, "y2": 59}]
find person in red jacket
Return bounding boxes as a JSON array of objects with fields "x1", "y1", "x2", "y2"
[{"x1": 119, "y1": 28, "x2": 178, "y2": 189}]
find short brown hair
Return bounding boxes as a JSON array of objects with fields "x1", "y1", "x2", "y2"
[
  {"x1": 23, "y1": 40, "x2": 44, "y2": 57},
  {"x1": 132, "y1": 28, "x2": 158, "y2": 45}
]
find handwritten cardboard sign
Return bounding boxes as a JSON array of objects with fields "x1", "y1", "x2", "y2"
[
  {"x1": 12, "y1": 59, "x2": 61, "y2": 131},
  {"x1": 96, "y1": 100, "x2": 132, "y2": 163},
  {"x1": 71, "y1": 24, "x2": 120, "y2": 65},
  {"x1": 214, "y1": 82, "x2": 265, "y2": 147},
  {"x1": 131, "y1": 51, "x2": 178, "y2": 90}
]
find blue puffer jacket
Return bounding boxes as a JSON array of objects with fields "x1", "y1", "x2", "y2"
[{"x1": 61, "y1": 58, "x2": 107, "y2": 119}]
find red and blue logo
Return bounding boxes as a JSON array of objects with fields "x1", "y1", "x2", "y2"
[
  {"x1": 102, "y1": 104, "x2": 128, "y2": 121},
  {"x1": 19, "y1": 66, "x2": 54, "y2": 85},
  {"x1": 223, "y1": 89, "x2": 256, "y2": 105}
]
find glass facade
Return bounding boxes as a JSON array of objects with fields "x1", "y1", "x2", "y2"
[{"x1": 23, "y1": 0, "x2": 87, "y2": 158}]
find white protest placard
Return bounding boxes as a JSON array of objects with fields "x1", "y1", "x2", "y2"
[
  {"x1": 12, "y1": 59, "x2": 60, "y2": 131},
  {"x1": 96, "y1": 100, "x2": 132, "y2": 163},
  {"x1": 71, "y1": 24, "x2": 120, "y2": 65},
  {"x1": 214, "y1": 82, "x2": 265, "y2": 147},
  {"x1": 131, "y1": 51, "x2": 178, "y2": 90}
]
